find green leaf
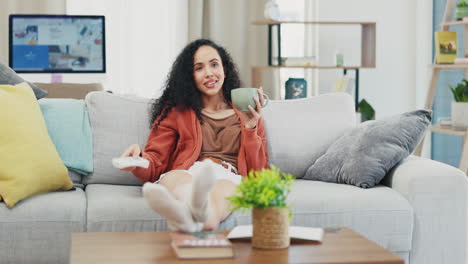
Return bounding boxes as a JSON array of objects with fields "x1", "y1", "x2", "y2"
[
  {"x1": 358, "y1": 99, "x2": 375, "y2": 121},
  {"x1": 450, "y1": 86, "x2": 459, "y2": 101},
  {"x1": 449, "y1": 79, "x2": 468, "y2": 102},
  {"x1": 226, "y1": 165, "x2": 294, "y2": 213},
  {"x1": 458, "y1": 0, "x2": 468, "y2": 7}
]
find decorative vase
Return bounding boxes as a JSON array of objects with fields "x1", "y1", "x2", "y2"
[
  {"x1": 451, "y1": 102, "x2": 468, "y2": 129},
  {"x1": 456, "y1": 7, "x2": 468, "y2": 21},
  {"x1": 252, "y1": 207, "x2": 289, "y2": 249},
  {"x1": 285, "y1": 78, "x2": 307, "y2": 99}
]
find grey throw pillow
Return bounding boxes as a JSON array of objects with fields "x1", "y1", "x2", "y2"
[
  {"x1": 0, "y1": 61, "x2": 48, "y2": 99},
  {"x1": 303, "y1": 110, "x2": 432, "y2": 188}
]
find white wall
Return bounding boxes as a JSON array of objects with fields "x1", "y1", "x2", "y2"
[
  {"x1": 316, "y1": 0, "x2": 426, "y2": 119},
  {"x1": 0, "y1": 0, "x2": 66, "y2": 62},
  {"x1": 3, "y1": 0, "x2": 431, "y2": 108},
  {"x1": 16, "y1": 0, "x2": 188, "y2": 98}
]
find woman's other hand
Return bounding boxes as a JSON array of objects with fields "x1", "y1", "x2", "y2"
[
  {"x1": 119, "y1": 144, "x2": 142, "y2": 171},
  {"x1": 241, "y1": 87, "x2": 264, "y2": 129}
]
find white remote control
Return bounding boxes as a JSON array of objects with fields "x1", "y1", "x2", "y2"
[{"x1": 112, "y1": 157, "x2": 150, "y2": 169}]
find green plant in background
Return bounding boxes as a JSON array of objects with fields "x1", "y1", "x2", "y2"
[
  {"x1": 449, "y1": 79, "x2": 468, "y2": 102},
  {"x1": 358, "y1": 99, "x2": 375, "y2": 121},
  {"x1": 458, "y1": 0, "x2": 468, "y2": 7},
  {"x1": 456, "y1": 0, "x2": 468, "y2": 20},
  {"x1": 227, "y1": 165, "x2": 294, "y2": 212}
]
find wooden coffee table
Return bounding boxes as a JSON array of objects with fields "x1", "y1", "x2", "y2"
[{"x1": 70, "y1": 227, "x2": 403, "y2": 264}]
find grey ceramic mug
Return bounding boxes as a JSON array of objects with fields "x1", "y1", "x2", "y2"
[{"x1": 231, "y1": 88, "x2": 269, "y2": 112}]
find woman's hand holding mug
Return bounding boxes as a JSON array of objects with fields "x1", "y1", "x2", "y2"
[{"x1": 232, "y1": 87, "x2": 269, "y2": 129}]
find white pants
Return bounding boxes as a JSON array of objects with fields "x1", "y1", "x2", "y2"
[{"x1": 157, "y1": 159, "x2": 242, "y2": 185}]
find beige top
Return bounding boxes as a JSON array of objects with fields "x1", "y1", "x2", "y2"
[{"x1": 199, "y1": 112, "x2": 241, "y2": 169}]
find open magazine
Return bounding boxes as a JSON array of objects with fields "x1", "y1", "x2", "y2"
[{"x1": 228, "y1": 225, "x2": 324, "y2": 242}]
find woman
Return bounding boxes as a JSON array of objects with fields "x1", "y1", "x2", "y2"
[{"x1": 119, "y1": 39, "x2": 269, "y2": 232}]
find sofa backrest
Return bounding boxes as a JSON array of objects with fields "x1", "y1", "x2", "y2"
[
  {"x1": 85, "y1": 91, "x2": 355, "y2": 185},
  {"x1": 262, "y1": 93, "x2": 355, "y2": 178},
  {"x1": 85, "y1": 92, "x2": 152, "y2": 185},
  {"x1": 35, "y1": 82, "x2": 103, "y2": 99}
]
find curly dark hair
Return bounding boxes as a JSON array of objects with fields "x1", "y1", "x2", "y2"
[{"x1": 150, "y1": 39, "x2": 242, "y2": 128}]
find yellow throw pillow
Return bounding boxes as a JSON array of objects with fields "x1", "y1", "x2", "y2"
[{"x1": 0, "y1": 82, "x2": 73, "y2": 208}]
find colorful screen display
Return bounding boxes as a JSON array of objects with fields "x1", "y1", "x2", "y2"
[{"x1": 9, "y1": 15, "x2": 105, "y2": 73}]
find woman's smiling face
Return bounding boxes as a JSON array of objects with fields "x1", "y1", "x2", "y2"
[{"x1": 193, "y1": 45, "x2": 225, "y2": 98}]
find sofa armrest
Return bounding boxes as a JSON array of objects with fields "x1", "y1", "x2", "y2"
[{"x1": 382, "y1": 155, "x2": 467, "y2": 264}]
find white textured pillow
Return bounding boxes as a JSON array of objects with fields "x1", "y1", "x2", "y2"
[{"x1": 303, "y1": 110, "x2": 432, "y2": 188}]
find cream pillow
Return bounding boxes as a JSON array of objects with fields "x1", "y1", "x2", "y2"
[{"x1": 0, "y1": 82, "x2": 72, "y2": 208}]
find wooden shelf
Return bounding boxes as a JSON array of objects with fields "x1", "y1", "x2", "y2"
[
  {"x1": 254, "y1": 65, "x2": 375, "y2": 70},
  {"x1": 252, "y1": 20, "x2": 376, "y2": 26},
  {"x1": 429, "y1": 124, "x2": 467, "y2": 136},
  {"x1": 440, "y1": 20, "x2": 468, "y2": 26},
  {"x1": 252, "y1": 21, "x2": 376, "y2": 68},
  {"x1": 432, "y1": 64, "x2": 468, "y2": 69},
  {"x1": 415, "y1": 0, "x2": 468, "y2": 174},
  {"x1": 251, "y1": 19, "x2": 376, "y2": 113}
]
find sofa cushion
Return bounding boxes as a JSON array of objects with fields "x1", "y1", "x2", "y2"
[
  {"x1": 85, "y1": 183, "x2": 252, "y2": 232},
  {"x1": 86, "y1": 184, "x2": 168, "y2": 231},
  {"x1": 0, "y1": 83, "x2": 73, "y2": 208},
  {"x1": 262, "y1": 93, "x2": 356, "y2": 178},
  {"x1": 85, "y1": 92, "x2": 152, "y2": 185},
  {"x1": 39, "y1": 98, "x2": 94, "y2": 176},
  {"x1": 304, "y1": 110, "x2": 431, "y2": 188},
  {"x1": 289, "y1": 180, "x2": 412, "y2": 252},
  {"x1": 0, "y1": 188, "x2": 86, "y2": 264}
]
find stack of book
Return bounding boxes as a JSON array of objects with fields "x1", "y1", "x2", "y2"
[{"x1": 170, "y1": 231, "x2": 233, "y2": 259}]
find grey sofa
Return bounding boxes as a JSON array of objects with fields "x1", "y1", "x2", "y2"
[{"x1": 0, "y1": 91, "x2": 466, "y2": 264}]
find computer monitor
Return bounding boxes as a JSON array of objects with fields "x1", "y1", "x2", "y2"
[{"x1": 9, "y1": 14, "x2": 106, "y2": 73}]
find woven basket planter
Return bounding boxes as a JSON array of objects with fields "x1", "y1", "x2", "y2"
[{"x1": 252, "y1": 207, "x2": 289, "y2": 249}]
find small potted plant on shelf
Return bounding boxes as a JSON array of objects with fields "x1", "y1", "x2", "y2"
[
  {"x1": 449, "y1": 79, "x2": 468, "y2": 128},
  {"x1": 456, "y1": 0, "x2": 468, "y2": 21},
  {"x1": 227, "y1": 166, "x2": 294, "y2": 249}
]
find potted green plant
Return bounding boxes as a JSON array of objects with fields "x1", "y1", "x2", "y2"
[
  {"x1": 449, "y1": 79, "x2": 468, "y2": 128},
  {"x1": 456, "y1": 0, "x2": 468, "y2": 21},
  {"x1": 227, "y1": 166, "x2": 294, "y2": 249}
]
